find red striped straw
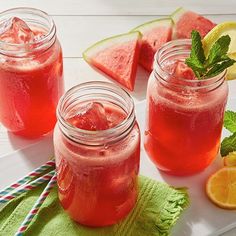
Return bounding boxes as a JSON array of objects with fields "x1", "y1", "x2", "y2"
[
  {"x1": 0, "y1": 170, "x2": 55, "y2": 205},
  {"x1": 15, "y1": 173, "x2": 57, "y2": 236},
  {"x1": 0, "y1": 159, "x2": 55, "y2": 198}
]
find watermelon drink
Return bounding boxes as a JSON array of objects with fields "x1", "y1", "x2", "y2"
[
  {"x1": 145, "y1": 40, "x2": 228, "y2": 176},
  {"x1": 0, "y1": 8, "x2": 64, "y2": 138},
  {"x1": 54, "y1": 82, "x2": 140, "y2": 226}
]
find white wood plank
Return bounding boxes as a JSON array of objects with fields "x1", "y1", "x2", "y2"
[
  {"x1": 55, "y1": 14, "x2": 236, "y2": 58},
  {"x1": 1, "y1": 0, "x2": 236, "y2": 15}
]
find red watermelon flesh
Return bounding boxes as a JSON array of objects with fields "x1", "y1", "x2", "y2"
[
  {"x1": 131, "y1": 18, "x2": 173, "y2": 72},
  {"x1": 172, "y1": 8, "x2": 216, "y2": 39},
  {"x1": 83, "y1": 32, "x2": 141, "y2": 91}
]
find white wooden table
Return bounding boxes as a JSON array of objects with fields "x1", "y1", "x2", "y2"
[{"x1": 0, "y1": 1, "x2": 236, "y2": 235}]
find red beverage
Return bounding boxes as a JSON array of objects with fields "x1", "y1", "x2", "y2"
[
  {"x1": 54, "y1": 82, "x2": 140, "y2": 226},
  {"x1": 0, "y1": 8, "x2": 64, "y2": 137},
  {"x1": 145, "y1": 40, "x2": 228, "y2": 176}
]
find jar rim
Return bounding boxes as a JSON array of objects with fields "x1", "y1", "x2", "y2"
[
  {"x1": 0, "y1": 7, "x2": 56, "y2": 53},
  {"x1": 153, "y1": 39, "x2": 226, "y2": 88},
  {"x1": 57, "y1": 81, "x2": 136, "y2": 146}
]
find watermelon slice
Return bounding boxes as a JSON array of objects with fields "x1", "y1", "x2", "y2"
[
  {"x1": 171, "y1": 7, "x2": 216, "y2": 39},
  {"x1": 131, "y1": 18, "x2": 173, "y2": 72},
  {"x1": 83, "y1": 32, "x2": 141, "y2": 91}
]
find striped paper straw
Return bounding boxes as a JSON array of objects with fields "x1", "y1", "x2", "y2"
[
  {"x1": 0, "y1": 170, "x2": 55, "y2": 205},
  {"x1": 15, "y1": 173, "x2": 57, "y2": 236},
  {"x1": 0, "y1": 159, "x2": 55, "y2": 198}
]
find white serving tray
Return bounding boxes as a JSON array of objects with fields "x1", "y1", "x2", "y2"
[{"x1": 0, "y1": 81, "x2": 236, "y2": 236}]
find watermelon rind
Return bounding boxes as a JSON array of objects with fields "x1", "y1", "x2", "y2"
[
  {"x1": 171, "y1": 7, "x2": 186, "y2": 24},
  {"x1": 83, "y1": 31, "x2": 142, "y2": 62},
  {"x1": 130, "y1": 17, "x2": 173, "y2": 34},
  {"x1": 171, "y1": 7, "x2": 187, "y2": 39}
]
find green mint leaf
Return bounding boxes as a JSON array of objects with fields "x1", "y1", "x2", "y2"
[
  {"x1": 204, "y1": 58, "x2": 235, "y2": 78},
  {"x1": 224, "y1": 110, "x2": 236, "y2": 133},
  {"x1": 185, "y1": 30, "x2": 236, "y2": 80},
  {"x1": 207, "y1": 35, "x2": 231, "y2": 66},
  {"x1": 190, "y1": 30, "x2": 206, "y2": 64},
  {"x1": 185, "y1": 58, "x2": 203, "y2": 79},
  {"x1": 221, "y1": 132, "x2": 236, "y2": 157},
  {"x1": 185, "y1": 31, "x2": 207, "y2": 79}
]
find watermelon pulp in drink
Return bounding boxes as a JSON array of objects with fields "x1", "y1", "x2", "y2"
[
  {"x1": 145, "y1": 58, "x2": 228, "y2": 176},
  {"x1": 54, "y1": 101, "x2": 140, "y2": 226},
  {"x1": 0, "y1": 17, "x2": 64, "y2": 137}
]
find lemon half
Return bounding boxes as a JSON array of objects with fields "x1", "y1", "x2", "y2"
[{"x1": 202, "y1": 22, "x2": 236, "y2": 80}]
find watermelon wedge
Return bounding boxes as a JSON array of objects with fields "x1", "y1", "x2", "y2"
[
  {"x1": 171, "y1": 7, "x2": 216, "y2": 39},
  {"x1": 83, "y1": 32, "x2": 142, "y2": 91},
  {"x1": 131, "y1": 18, "x2": 173, "y2": 72}
]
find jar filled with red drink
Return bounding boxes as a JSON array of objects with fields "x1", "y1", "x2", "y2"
[
  {"x1": 54, "y1": 81, "x2": 140, "y2": 226},
  {"x1": 145, "y1": 39, "x2": 228, "y2": 176},
  {"x1": 0, "y1": 8, "x2": 64, "y2": 138}
]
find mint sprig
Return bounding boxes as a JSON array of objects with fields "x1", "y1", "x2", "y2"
[
  {"x1": 224, "y1": 110, "x2": 236, "y2": 133},
  {"x1": 221, "y1": 133, "x2": 236, "y2": 157},
  {"x1": 185, "y1": 30, "x2": 236, "y2": 80},
  {"x1": 221, "y1": 110, "x2": 236, "y2": 156}
]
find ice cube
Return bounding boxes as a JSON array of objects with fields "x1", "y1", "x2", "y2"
[
  {"x1": 0, "y1": 17, "x2": 34, "y2": 44},
  {"x1": 174, "y1": 60, "x2": 196, "y2": 80},
  {"x1": 67, "y1": 102, "x2": 110, "y2": 131},
  {"x1": 106, "y1": 106, "x2": 126, "y2": 128}
]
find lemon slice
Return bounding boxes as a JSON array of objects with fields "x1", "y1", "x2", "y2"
[
  {"x1": 226, "y1": 53, "x2": 236, "y2": 80},
  {"x1": 206, "y1": 167, "x2": 236, "y2": 209},
  {"x1": 202, "y1": 22, "x2": 236, "y2": 80},
  {"x1": 203, "y1": 21, "x2": 236, "y2": 55},
  {"x1": 223, "y1": 151, "x2": 236, "y2": 166}
]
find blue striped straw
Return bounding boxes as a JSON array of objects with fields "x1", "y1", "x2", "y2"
[
  {"x1": 0, "y1": 170, "x2": 55, "y2": 205},
  {"x1": 15, "y1": 173, "x2": 57, "y2": 236},
  {"x1": 0, "y1": 159, "x2": 55, "y2": 198}
]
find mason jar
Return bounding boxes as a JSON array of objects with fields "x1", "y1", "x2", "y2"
[
  {"x1": 144, "y1": 39, "x2": 228, "y2": 176},
  {"x1": 0, "y1": 7, "x2": 64, "y2": 138},
  {"x1": 54, "y1": 81, "x2": 140, "y2": 227}
]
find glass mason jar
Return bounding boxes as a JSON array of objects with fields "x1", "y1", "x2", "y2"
[
  {"x1": 0, "y1": 8, "x2": 64, "y2": 138},
  {"x1": 54, "y1": 82, "x2": 140, "y2": 227},
  {"x1": 145, "y1": 39, "x2": 228, "y2": 176}
]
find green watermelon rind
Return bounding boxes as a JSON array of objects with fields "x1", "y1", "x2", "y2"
[
  {"x1": 130, "y1": 17, "x2": 173, "y2": 34},
  {"x1": 83, "y1": 31, "x2": 142, "y2": 63},
  {"x1": 170, "y1": 7, "x2": 187, "y2": 39},
  {"x1": 171, "y1": 7, "x2": 187, "y2": 24}
]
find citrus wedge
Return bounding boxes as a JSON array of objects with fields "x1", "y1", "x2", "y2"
[
  {"x1": 206, "y1": 167, "x2": 236, "y2": 209},
  {"x1": 223, "y1": 151, "x2": 236, "y2": 166},
  {"x1": 226, "y1": 53, "x2": 236, "y2": 80},
  {"x1": 203, "y1": 22, "x2": 236, "y2": 55},
  {"x1": 202, "y1": 21, "x2": 236, "y2": 80}
]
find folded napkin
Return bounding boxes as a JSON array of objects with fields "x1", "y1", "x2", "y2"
[{"x1": 0, "y1": 176, "x2": 189, "y2": 236}]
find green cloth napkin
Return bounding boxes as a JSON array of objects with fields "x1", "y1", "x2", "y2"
[{"x1": 0, "y1": 176, "x2": 189, "y2": 236}]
